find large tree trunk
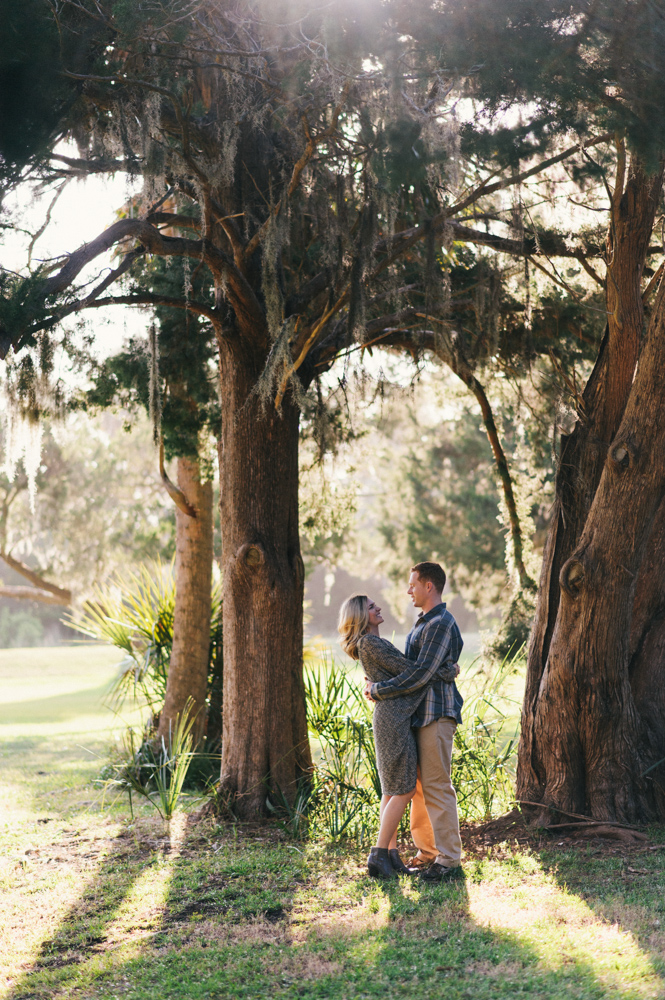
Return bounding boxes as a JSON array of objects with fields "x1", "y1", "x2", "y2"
[
  {"x1": 217, "y1": 341, "x2": 311, "y2": 819},
  {"x1": 157, "y1": 456, "x2": 213, "y2": 746},
  {"x1": 520, "y1": 278, "x2": 665, "y2": 822},
  {"x1": 517, "y1": 159, "x2": 665, "y2": 821}
]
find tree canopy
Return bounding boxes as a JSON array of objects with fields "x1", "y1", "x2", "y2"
[{"x1": 3, "y1": 0, "x2": 665, "y2": 819}]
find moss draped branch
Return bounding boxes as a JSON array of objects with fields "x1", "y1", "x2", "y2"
[{"x1": 1, "y1": 218, "x2": 266, "y2": 356}]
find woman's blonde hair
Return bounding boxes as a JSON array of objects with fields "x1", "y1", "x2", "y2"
[{"x1": 337, "y1": 594, "x2": 369, "y2": 660}]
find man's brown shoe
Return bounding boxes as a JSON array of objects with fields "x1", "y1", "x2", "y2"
[
  {"x1": 405, "y1": 856, "x2": 435, "y2": 872},
  {"x1": 420, "y1": 862, "x2": 461, "y2": 883}
]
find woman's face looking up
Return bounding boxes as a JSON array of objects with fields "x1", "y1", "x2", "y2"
[{"x1": 368, "y1": 600, "x2": 384, "y2": 627}]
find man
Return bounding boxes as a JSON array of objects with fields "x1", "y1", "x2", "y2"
[{"x1": 364, "y1": 561, "x2": 463, "y2": 881}]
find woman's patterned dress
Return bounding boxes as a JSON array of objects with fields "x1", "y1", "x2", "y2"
[{"x1": 357, "y1": 633, "x2": 457, "y2": 796}]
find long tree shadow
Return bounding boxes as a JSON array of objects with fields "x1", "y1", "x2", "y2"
[
  {"x1": 26, "y1": 823, "x2": 660, "y2": 1000},
  {"x1": 0, "y1": 684, "x2": 113, "y2": 726},
  {"x1": 543, "y1": 837, "x2": 665, "y2": 988},
  {"x1": 7, "y1": 821, "x2": 171, "y2": 1000}
]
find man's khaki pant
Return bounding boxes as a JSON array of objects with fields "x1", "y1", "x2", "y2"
[{"x1": 410, "y1": 717, "x2": 462, "y2": 867}]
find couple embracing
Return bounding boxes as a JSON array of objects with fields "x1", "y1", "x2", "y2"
[{"x1": 338, "y1": 562, "x2": 463, "y2": 882}]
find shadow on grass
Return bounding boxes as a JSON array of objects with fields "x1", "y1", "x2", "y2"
[
  {"x1": 10, "y1": 822, "x2": 665, "y2": 1000},
  {"x1": 542, "y1": 839, "x2": 665, "y2": 988},
  {"x1": 0, "y1": 684, "x2": 114, "y2": 725},
  {"x1": 122, "y1": 855, "x2": 664, "y2": 1000},
  {"x1": 7, "y1": 825, "x2": 162, "y2": 1000}
]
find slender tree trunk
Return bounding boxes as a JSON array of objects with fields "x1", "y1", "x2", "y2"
[
  {"x1": 461, "y1": 369, "x2": 534, "y2": 591},
  {"x1": 157, "y1": 456, "x2": 213, "y2": 746},
  {"x1": 217, "y1": 341, "x2": 311, "y2": 819},
  {"x1": 517, "y1": 158, "x2": 665, "y2": 821}
]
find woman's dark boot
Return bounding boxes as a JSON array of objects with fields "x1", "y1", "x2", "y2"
[
  {"x1": 367, "y1": 847, "x2": 396, "y2": 879},
  {"x1": 389, "y1": 849, "x2": 416, "y2": 875}
]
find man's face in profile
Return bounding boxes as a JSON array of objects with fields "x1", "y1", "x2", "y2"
[{"x1": 407, "y1": 571, "x2": 430, "y2": 608}]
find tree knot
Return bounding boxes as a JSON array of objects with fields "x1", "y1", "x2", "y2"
[
  {"x1": 560, "y1": 557, "x2": 586, "y2": 599},
  {"x1": 609, "y1": 439, "x2": 636, "y2": 473},
  {"x1": 237, "y1": 542, "x2": 265, "y2": 569}
]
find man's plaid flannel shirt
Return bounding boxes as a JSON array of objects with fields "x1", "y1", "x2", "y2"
[{"x1": 369, "y1": 603, "x2": 464, "y2": 726}]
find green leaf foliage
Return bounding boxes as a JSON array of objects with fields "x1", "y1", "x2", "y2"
[
  {"x1": 84, "y1": 257, "x2": 219, "y2": 460},
  {"x1": 407, "y1": 0, "x2": 665, "y2": 169}
]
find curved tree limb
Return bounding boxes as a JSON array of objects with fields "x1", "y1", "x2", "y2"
[
  {"x1": 159, "y1": 441, "x2": 197, "y2": 518},
  {"x1": 1, "y1": 218, "x2": 266, "y2": 356},
  {"x1": 0, "y1": 585, "x2": 70, "y2": 606},
  {"x1": 82, "y1": 293, "x2": 220, "y2": 326},
  {"x1": 0, "y1": 550, "x2": 72, "y2": 604},
  {"x1": 49, "y1": 153, "x2": 135, "y2": 176},
  {"x1": 274, "y1": 291, "x2": 350, "y2": 409},
  {"x1": 459, "y1": 370, "x2": 535, "y2": 592},
  {"x1": 276, "y1": 213, "x2": 604, "y2": 399},
  {"x1": 447, "y1": 132, "x2": 614, "y2": 219},
  {"x1": 361, "y1": 323, "x2": 536, "y2": 592}
]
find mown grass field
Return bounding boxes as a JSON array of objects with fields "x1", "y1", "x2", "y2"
[{"x1": 2, "y1": 646, "x2": 665, "y2": 999}]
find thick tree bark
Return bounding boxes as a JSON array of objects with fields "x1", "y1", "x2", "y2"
[
  {"x1": 217, "y1": 340, "x2": 311, "y2": 819},
  {"x1": 522, "y1": 277, "x2": 665, "y2": 822},
  {"x1": 517, "y1": 158, "x2": 665, "y2": 822},
  {"x1": 156, "y1": 456, "x2": 213, "y2": 747}
]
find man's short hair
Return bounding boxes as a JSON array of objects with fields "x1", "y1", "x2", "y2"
[{"x1": 411, "y1": 561, "x2": 446, "y2": 594}]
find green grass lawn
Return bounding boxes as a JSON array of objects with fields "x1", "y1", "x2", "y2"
[{"x1": 2, "y1": 646, "x2": 665, "y2": 999}]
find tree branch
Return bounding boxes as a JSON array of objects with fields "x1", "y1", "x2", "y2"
[
  {"x1": 447, "y1": 132, "x2": 614, "y2": 218},
  {"x1": 0, "y1": 551, "x2": 72, "y2": 604},
  {"x1": 284, "y1": 214, "x2": 602, "y2": 384},
  {"x1": 376, "y1": 326, "x2": 535, "y2": 592},
  {"x1": 378, "y1": 219, "x2": 602, "y2": 270},
  {"x1": 146, "y1": 212, "x2": 201, "y2": 231},
  {"x1": 49, "y1": 153, "x2": 134, "y2": 175},
  {"x1": 83, "y1": 293, "x2": 220, "y2": 326},
  {"x1": 0, "y1": 585, "x2": 70, "y2": 607},
  {"x1": 3, "y1": 218, "x2": 265, "y2": 355},
  {"x1": 243, "y1": 82, "x2": 351, "y2": 262},
  {"x1": 159, "y1": 441, "x2": 197, "y2": 517},
  {"x1": 274, "y1": 291, "x2": 350, "y2": 408}
]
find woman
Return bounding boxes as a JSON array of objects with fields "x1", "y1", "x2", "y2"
[{"x1": 338, "y1": 593, "x2": 458, "y2": 879}]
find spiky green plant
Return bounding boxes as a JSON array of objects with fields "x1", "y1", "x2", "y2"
[
  {"x1": 67, "y1": 562, "x2": 223, "y2": 713},
  {"x1": 291, "y1": 646, "x2": 522, "y2": 841},
  {"x1": 99, "y1": 699, "x2": 197, "y2": 821},
  {"x1": 452, "y1": 647, "x2": 523, "y2": 821},
  {"x1": 299, "y1": 656, "x2": 381, "y2": 842}
]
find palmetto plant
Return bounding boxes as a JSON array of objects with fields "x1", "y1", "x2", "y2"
[
  {"x1": 262, "y1": 653, "x2": 379, "y2": 841},
  {"x1": 279, "y1": 646, "x2": 523, "y2": 841},
  {"x1": 68, "y1": 562, "x2": 223, "y2": 714}
]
